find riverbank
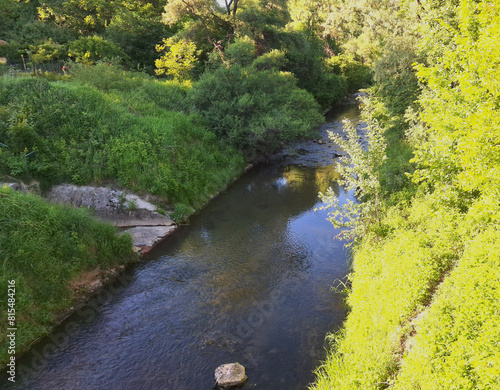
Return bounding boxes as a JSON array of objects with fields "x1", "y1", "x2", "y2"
[
  {"x1": 311, "y1": 0, "x2": 500, "y2": 386},
  {"x1": 0, "y1": 188, "x2": 137, "y2": 367}
]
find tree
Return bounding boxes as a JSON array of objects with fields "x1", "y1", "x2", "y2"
[
  {"x1": 410, "y1": 0, "x2": 500, "y2": 217},
  {"x1": 155, "y1": 37, "x2": 198, "y2": 81},
  {"x1": 162, "y1": 0, "x2": 240, "y2": 62},
  {"x1": 104, "y1": 7, "x2": 173, "y2": 72},
  {"x1": 319, "y1": 95, "x2": 386, "y2": 240},
  {"x1": 38, "y1": 0, "x2": 116, "y2": 34}
]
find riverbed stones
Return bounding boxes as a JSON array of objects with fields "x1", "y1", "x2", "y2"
[{"x1": 214, "y1": 363, "x2": 247, "y2": 389}]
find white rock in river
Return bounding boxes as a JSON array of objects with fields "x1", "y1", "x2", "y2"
[{"x1": 214, "y1": 363, "x2": 247, "y2": 388}]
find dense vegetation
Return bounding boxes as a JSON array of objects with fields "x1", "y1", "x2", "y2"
[
  {"x1": 0, "y1": 187, "x2": 136, "y2": 365},
  {"x1": 3, "y1": 0, "x2": 498, "y2": 386},
  {"x1": 0, "y1": 0, "x2": 360, "y2": 208},
  {"x1": 0, "y1": 69, "x2": 246, "y2": 213},
  {"x1": 312, "y1": 0, "x2": 500, "y2": 388}
]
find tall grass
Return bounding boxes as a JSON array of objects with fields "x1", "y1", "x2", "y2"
[
  {"x1": 392, "y1": 226, "x2": 500, "y2": 389},
  {"x1": 311, "y1": 195, "x2": 465, "y2": 389},
  {"x1": 0, "y1": 187, "x2": 136, "y2": 365},
  {"x1": 0, "y1": 72, "x2": 246, "y2": 209}
]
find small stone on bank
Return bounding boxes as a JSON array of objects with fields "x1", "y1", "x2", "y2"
[{"x1": 214, "y1": 363, "x2": 247, "y2": 389}]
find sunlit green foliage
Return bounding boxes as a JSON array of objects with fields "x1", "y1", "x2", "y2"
[
  {"x1": 68, "y1": 35, "x2": 127, "y2": 64},
  {"x1": 326, "y1": 54, "x2": 372, "y2": 92},
  {"x1": 392, "y1": 226, "x2": 500, "y2": 389},
  {"x1": 162, "y1": 0, "x2": 237, "y2": 63},
  {"x1": 155, "y1": 37, "x2": 199, "y2": 81},
  {"x1": 411, "y1": 0, "x2": 500, "y2": 217},
  {"x1": 319, "y1": 95, "x2": 386, "y2": 240},
  {"x1": 314, "y1": 0, "x2": 500, "y2": 388},
  {"x1": 28, "y1": 39, "x2": 67, "y2": 64},
  {"x1": 0, "y1": 187, "x2": 136, "y2": 366},
  {"x1": 0, "y1": 71, "x2": 245, "y2": 207},
  {"x1": 312, "y1": 194, "x2": 464, "y2": 390},
  {"x1": 37, "y1": 0, "x2": 117, "y2": 34}
]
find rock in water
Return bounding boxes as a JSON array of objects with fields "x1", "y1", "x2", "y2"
[{"x1": 214, "y1": 363, "x2": 247, "y2": 388}]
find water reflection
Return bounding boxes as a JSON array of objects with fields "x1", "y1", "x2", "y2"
[{"x1": 283, "y1": 165, "x2": 341, "y2": 193}]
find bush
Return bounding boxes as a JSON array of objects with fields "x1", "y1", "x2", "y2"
[
  {"x1": 326, "y1": 55, "x2": 372, "y2": 92},
  {"x1": 188, "y1": 65, "x2": 324, "y2": 157},
  {"x1": 68, "y1": 36, "x2": 127, "y2": 65},
  {"x1": 251, "y1": 49, "x2": 288, "y2": 71},
  {"x1": 308, "y1": 72, "x2": 348, "y2": 110},
  {"x1": 104, "y1": 9, "x2": 172, "y2": 73}
]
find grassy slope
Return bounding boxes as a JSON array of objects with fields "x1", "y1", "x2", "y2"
[
  {"x1": 311, "y1": 194, "x2": 465, "y2": 389},
  {"x1": 0, "y1": 70, "x2": 246, "y2": 213},
  {"x1": 312, "y1": 0, "x2": 500, "y2": 385},
  {"x1": 0, "y1": 188, "x2": 137, "y2": 365},
  {"x1": 393, "y1": 227, "x2": 500, "y2": 389}
]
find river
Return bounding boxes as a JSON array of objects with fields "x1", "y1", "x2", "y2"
[{"x1": 2, "y1": 102, "x2": 362, "y2": 390}]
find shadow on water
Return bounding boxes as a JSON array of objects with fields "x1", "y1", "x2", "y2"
[{"x1": 1, "y1": 102, "x2": 362, "y2": 390}]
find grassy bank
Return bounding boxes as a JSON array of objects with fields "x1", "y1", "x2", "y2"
[
  {"x1": 0, "y1": 187, "x2": 137, "y2": 366},
  {"x1": 313, "y1": 192, "x2": 500, "y2": 389},
  {"x1": 312, "y1": 0, "x2": 500, "y2": 387},
  {"x1": 0, "y1": 70, "x2": 247, "y2": 216},
  {"x1": 311, "y1": 193, "x2": 465, "y2": 389}
]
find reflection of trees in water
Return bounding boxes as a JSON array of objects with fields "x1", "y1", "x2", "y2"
[
  {"x1": 151, "y1": 164, "x2": 344, "y2": 317},
  {"x1": 283, "y1": 164, "x2": 341, "y2": 194},
  {"x1": 325, "y1": 103, "x2": 361, "y2": 123}
]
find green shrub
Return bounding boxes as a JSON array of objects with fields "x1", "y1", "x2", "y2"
[
  {"x1": 28, "y1": 39, "x2": 67, "y2": 64},
  {"x1": 326, "y1": 55, "x2": 372, "y2": 92},
  {"x1": 188, "y1": 65, "x2": 324, "y2": 156},
  {"x1": 251, "y1": 49, "x2": 288, "y2": 71},
  {"x1": 308, "y1": 72, "x2": 348, "y2": 110},
  {"x1": 68, "y1": 36, "x2": 127, "y2": 65},
  {"x1": 104, "y1": 9, "x2": 172, "y2": 73}
]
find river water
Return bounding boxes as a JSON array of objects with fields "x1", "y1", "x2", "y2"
[{"x1": 3, "y1": 102, "x2": 361, "y2": 390}]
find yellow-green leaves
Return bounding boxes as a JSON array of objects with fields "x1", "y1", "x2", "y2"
[
  {"x1": 410, "y1": 0, "x2": 500, "y2": 215},
  {"x1": 155, "y1": 38, "x2": 199, "y2": 82}
]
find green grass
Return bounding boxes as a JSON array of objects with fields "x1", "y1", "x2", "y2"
[
  {"x1": 311, "y1": 195, "x2": 465, "y2": 390},
  {"x1": 391, "y1": 226, "x2": 500, "y2": 389},
  {"x1": 0, "y1": 187, "x2": 136, "y2": 366},
  {"x1": 0, "y1": 72, "x2": 246, "y2": 210}
]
